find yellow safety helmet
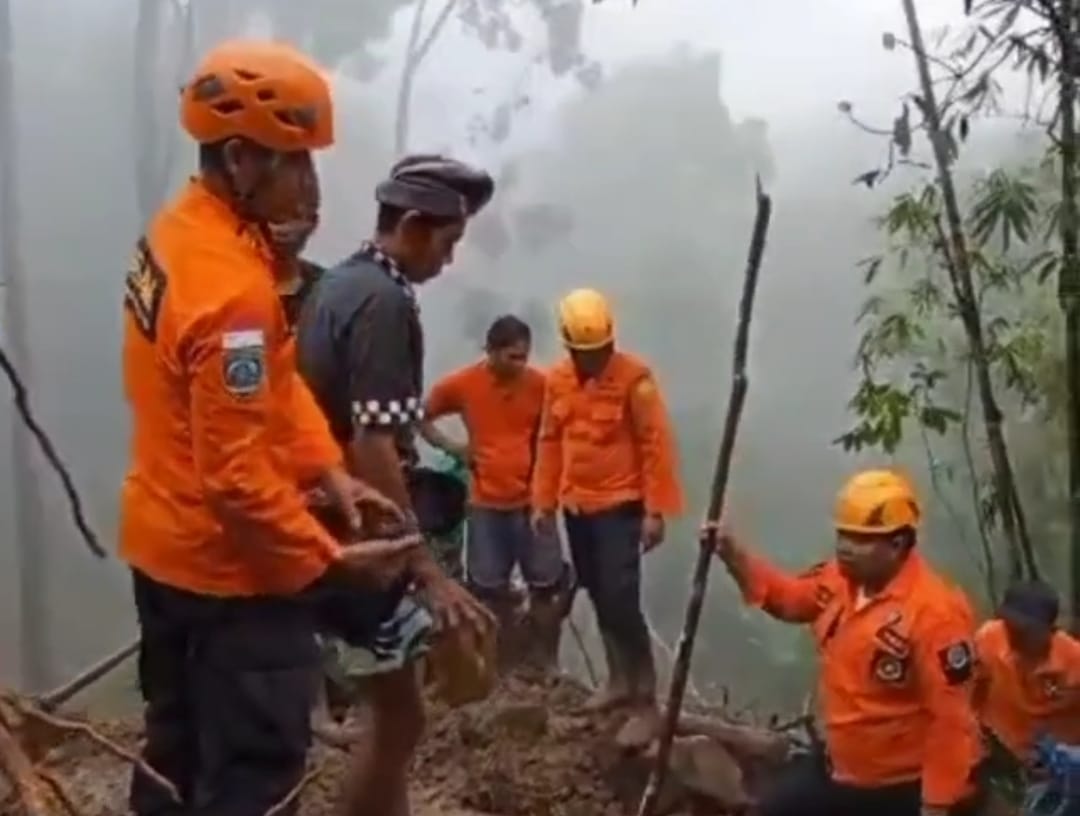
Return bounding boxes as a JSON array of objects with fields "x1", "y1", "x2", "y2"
[
  {"x1": 833, "y1": 469, "x2": 921, "y2": 535},
  {"x1": 558, "y1": 288, "x2": 614, "y2": 350}
]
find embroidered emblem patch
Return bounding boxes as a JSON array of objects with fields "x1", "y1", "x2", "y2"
[
  {"x1": 937, "y1": 641, "x2": 974, "y2": 685},
  {"x1": 871, "y1": 649, "x2": 909, "y2": 685},
  {"x1": 222, "y1": 329, "x2": 265, "y2": 398}
]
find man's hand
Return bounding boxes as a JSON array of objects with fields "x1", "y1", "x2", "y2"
[
  {"x1": 333, "y1": 533, "x2": 423, "y2": 588},
  {"x1": 920, "y1": 806, "x2": 949, "y2": 816},
  {"x1": 317, "y1": 467, "x2": 403, "y2": 534},
  {"x1": 641, "y1": 513, "x2": 665, "y2": 552},
  {"x1": 699, "y1": 518, "x2": 738, "y2": 562},
  {"x1": 531, "y1": 508, "x2": 555, "y2": 538},
  {"x1": 424, "y1": 574, "x2": 497, "y2": 634}
]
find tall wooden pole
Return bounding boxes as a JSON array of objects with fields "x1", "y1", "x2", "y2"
[{"x1": 0, "y1": 0, "x2": 52, "y2": 690}]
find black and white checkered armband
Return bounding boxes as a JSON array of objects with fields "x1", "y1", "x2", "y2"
[{"x1": 352, "y1": 396, "x2": 425, "y2": 428}]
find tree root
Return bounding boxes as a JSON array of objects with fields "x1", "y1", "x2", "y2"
[
  {"x1": 0, "y1": 690, "x2": 180, "y2": 815},
  {"x1": 264, "y1": 767, "x2": 322, "y2": 816}
]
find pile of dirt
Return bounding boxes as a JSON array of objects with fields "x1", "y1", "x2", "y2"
[
  {"x1": 414, "y1": 674, "x2": 629, "y2": 816},
  {"x1": 0, "y1": 674, "x2": 639, "y2": 816}
]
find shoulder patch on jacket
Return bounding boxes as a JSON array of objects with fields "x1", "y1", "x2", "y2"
[
  {"x1": 222, "y1": 329, "x2": 266, "y2": 398},
  {"x1": 632, "y1": 375, "x2": 657, "y2": 399},
  {"x1": 937, "y1": 640, "x2": 974, "y2": 685},
  {"x1": 124, "y1": 237, "x2": 167, "y2": 341}
]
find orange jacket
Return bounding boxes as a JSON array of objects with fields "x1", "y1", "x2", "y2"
[
  {"x1": 531, "y1": 351, "x2": 683, "y2": 516},
  {"x1": 974, "y1": 619, "x2": 1080, "y2": 758},
  {"x1": 424, "y1": 361, "x2": 545, "y2": 509},
  {"x1": 119, "y1": 179, "x2": 343, "y2": 597},
  {"x1": 739, "y1": 550, "x2": 981, "y2": 807}
]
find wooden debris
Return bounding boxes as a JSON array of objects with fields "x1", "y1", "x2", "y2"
[{"x1": 0, "y1": 690, "x2": 180, "y2": 816}]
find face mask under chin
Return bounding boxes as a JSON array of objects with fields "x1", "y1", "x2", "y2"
[{"x1": 264, "y1": 217, "x2": 318, "y2": 259}]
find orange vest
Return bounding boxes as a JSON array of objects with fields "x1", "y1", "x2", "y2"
[
  {"x1": 740, "y1": 551, "x2": 982, "y2": 807},
  {"x1": 531, "y1": 351, "x2": 683, "y2": 516},
  {"x1": 119, "y1": 179, "x2": 342, "y2": 597},
  {"x1": 975, "y1": 619, "x2": 1080, "y2": 757}
]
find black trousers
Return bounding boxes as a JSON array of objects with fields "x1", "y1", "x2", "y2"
[
  {"x1": 564, "y1": 501, "x2": 653, "y2": 680},
  {"x1": 129, "y1": 569, "x2": 321, "y2": 816},
  {"x1": 760, "y1": 753, "x2": 984, "y2": 816}
]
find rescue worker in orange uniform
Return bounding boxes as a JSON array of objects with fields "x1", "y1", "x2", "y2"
[
  {"x1": 531, "y1": 288, "x2": 685, "y2": 715},
  {"x1": 119, "y1": 41, "x2": 419, "y2": 816},
  {"x1": 974, "y1": 579, "x2": 1080, "y2": 808},
  {"x1": 422, "y1": 314, "x2": 570, "y2": 668},
  {"x1": 704, "y1": 470, "x2": 984, "y2": 816}
]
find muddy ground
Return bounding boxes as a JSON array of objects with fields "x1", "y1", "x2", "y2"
[{"x1": 1, "y1": 673, "x2": 647, "y2": 816}]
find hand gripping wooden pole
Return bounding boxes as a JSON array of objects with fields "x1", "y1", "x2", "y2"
[{"x1": 636, "y1": 178, "x2": 772, "y2": 816}]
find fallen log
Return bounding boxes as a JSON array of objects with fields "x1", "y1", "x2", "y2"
[{"x1": 674, "y1": 714, "x2": 790, "y2": 765}]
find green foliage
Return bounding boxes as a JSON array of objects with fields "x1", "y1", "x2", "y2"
[{"x1": 836, "y1": 157, "x2": 1062, "y2": 565}]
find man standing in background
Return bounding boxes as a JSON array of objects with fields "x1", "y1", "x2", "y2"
[
  {"x1": 422, "y1": 314, "x2": 569, "y2": 670},
  {"x1": 296, "y1": 154, "x2": 497, "y2": 816},
  {"x1": 531, "y1": 287, "x2": 685, "y2": 718}
]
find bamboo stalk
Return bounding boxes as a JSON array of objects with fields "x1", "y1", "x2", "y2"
[{"x1": 636, "y1": 179, "x2": 772, "y2": 816}]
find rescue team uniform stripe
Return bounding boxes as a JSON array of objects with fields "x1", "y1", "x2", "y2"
[{"x1": 123, "y1": 237, "x2": 167, "y2": 341}]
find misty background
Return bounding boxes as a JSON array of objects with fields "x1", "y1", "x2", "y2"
[{"x1": 0, "y1": 0, "x2": 1048, "y2": 711}]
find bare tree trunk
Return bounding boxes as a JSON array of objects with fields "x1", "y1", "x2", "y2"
[
  {"x1": 394, "y1": 0, "x2": 457, "y2": 154},
  {"x1": 900, "y1": 0, "x2": 1038, "y2": 580},
  {"x1": 1048, "y1": 0, "x2": 1080, "y2": 621},
  {"x1": 0, "y1": 0, "x2": 52, "y2": 690}
]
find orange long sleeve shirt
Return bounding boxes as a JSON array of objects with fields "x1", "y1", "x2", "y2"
[
  {"x1": 737, "y1": 550, "x2": 982, "y2": 807},
  {"x1": 531, "y1": 351, "x2": 684, "y2": 516},
  {"x1": 424, "y1": 361, "x2": 545, "y2": 509},
  {"x1": 120, "y1": 179, "x2": 343, "y2": 597}
]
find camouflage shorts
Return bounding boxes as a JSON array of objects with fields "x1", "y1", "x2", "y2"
[{"x1": 320, "y1": 532, "x2": 462, "y2": 685}]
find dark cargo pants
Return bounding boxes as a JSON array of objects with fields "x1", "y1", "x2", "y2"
[
  {"x1": 760, "y1": 752, "x2": 985, "y2": 816},
  {"x1": 563, "y1": 500, "x2": 654, "y2": 689},
  {"x1": 129, "y1": 569, "x2": 321, "y2": 816}
]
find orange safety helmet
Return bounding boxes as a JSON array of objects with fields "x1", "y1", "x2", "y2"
[
  {"x1": 833, "y1": 469, "x2": 921, "y2": 535},
  {"x1": 180, "y1": 40, "x2": 334, "y2": 153},
  {"x1": 558, "y1": 288, "x2": 615, "y2": 350}
]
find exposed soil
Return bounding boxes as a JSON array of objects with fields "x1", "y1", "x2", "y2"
[{"x1": 1, "y1": 673, "x2": 639, "y2": 816}]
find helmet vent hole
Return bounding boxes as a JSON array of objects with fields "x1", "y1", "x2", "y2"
[
  {"x1": 210, "y1": 99, "x2": 245, "y2": 116},
  {"x1": 864, "y1": 504, "x2": 886, "y2": 527},
  {"x1": 233, "y1": 68, "x2": 262, "y2": 82},
  {"x1": 274, "y1": 106, "x2": 317, "y2": 132},
  {"x1": 190, "y1": 74, "x2": 227, "y2": 102},
  {"x1": 255, "y1": 88, "x2": 277, "y2": 102}
]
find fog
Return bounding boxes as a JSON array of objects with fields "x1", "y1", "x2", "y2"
[{"x1": 0, "y1": 0, "x2": 1050, "y2": 709}]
